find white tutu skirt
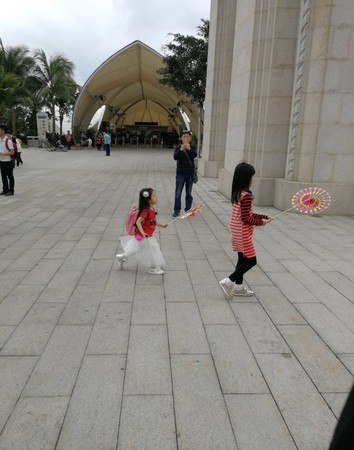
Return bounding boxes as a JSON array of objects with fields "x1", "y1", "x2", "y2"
[{"x1": 119, "y1": 235, "x2": 165, "y2": 269}]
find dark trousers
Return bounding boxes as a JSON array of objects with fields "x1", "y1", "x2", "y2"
[
  {"x1": 174, "y1": 173, "x2": 193, "y2": 213},
  {"x1": 17, "y1": 152, "x2": 23, "y2": 165},
  {"x1": 0, "y1": 160, "x2": 15, "y2": 193},
  {"x1": 229, "y1": 252, "x2": 257, "y2": 284},
  {"x1": 104, "y1": 143, "x2": 110, "y2": 155}
]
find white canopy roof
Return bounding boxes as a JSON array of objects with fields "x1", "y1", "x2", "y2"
[{"x1": 73, "y1": 40, "x2": 199, "y2": 132}]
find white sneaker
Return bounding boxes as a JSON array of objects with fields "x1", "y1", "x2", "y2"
[
  {"x1": 148, "y1": 267, "x2": 165, "y2": 275},
  {"x1": 116, "y1": 253, "x2": 128, "y2": 267},
  {"x1": 219, "y1": 279, "x2": 235, "y2": 299},
  {"x1": 232, "y1": 286, "x2": 254, "y2": 297}
]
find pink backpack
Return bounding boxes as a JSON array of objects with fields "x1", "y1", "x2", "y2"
[{"x1": 125, "y1": 206, "x2": 139, "y2": 235}]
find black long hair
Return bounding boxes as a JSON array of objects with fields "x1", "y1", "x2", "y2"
[
  {"x1": 138, "y1": 188, "x2": 154, "y2": 216},
  {"x1": 231, "y1": 162, "x2": 255, "y2": 204}
]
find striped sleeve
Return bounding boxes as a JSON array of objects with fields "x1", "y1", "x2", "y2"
[{"x1": 240, "y1": 193, "x2": 267, "y2": 226}]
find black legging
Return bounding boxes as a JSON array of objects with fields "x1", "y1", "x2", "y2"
[{"x1": 229, "y1": 252, "x2": 257, "y2": 285}]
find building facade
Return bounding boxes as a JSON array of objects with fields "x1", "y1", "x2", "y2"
[{"x1": 200, "y1": 0, "x2": 354, "y2": 215}]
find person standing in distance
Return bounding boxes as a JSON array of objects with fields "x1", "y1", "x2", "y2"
[
  {"x1": 173, "y1": 130, "x2": 197, "y2": 217},
  {"x1": 0, "y1": 124, "x2": 15, "y2": 196},
  {"x1": 104, "y1": 131, "x2": 111, "y2": 156}
]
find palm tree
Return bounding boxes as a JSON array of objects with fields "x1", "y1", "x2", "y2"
[
  {"x1": 0, "y1": 39, "x2": 35, "y2": 134},
  {"x1": 33, "y1": 49, "x2": 75, "y2": 133}
]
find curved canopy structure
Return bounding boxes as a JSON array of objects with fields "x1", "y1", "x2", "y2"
[{"x1": 73, "y1": 40, "x2": 199, "y2": 133}]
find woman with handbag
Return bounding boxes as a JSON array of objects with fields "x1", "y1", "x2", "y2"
[{"x1": 172, "y1": 130, "x2": 198, "y2": 217}]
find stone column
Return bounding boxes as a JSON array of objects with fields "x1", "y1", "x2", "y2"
[
  {"x1": 199, "y1": 0, "x2": 237, "y2": 178},
  {"x1": 217, "y1": 0, "x2": 300, "y2": 204}
]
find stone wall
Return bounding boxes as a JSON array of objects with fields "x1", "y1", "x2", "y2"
[{"x1": 201, "y1": 0, "x2": 354, "y2": 215}]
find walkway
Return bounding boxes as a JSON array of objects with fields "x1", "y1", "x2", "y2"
[{"x1": 0, "y1": 146, "x2": 353, "y2": 449}]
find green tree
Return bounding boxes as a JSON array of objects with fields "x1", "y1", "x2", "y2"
[
  {"x1": 157, "y1": 19, "x2": 209, "y2": 154},
  {"x1": 33, "y1": 49, "x2": 76, "y2": 133},
  {"x1": 57, "y1": 80, "x2": 78, "y2": 136},
  {"x1": 157, "y1": 19, "x2": 209, "y2": 108},
  {"x1": 0, "y1": 39, "x2": 35, "y2": 134}
]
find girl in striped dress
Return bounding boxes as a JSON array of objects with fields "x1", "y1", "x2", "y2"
[{"x1": 219, "y1": 162, "x2": 272, "y2": 299}]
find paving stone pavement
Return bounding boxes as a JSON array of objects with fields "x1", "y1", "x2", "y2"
[{"x1": 0, "y1": 146, "x2": 353, "y2": 450}]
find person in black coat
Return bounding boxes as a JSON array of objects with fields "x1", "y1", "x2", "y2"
[{"x1": 172, "y1": 130, "x2": 197, "y2": 217}]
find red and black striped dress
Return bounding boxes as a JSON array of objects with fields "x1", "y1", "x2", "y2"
[{"x1": 230, "y1": 191, "x2": 268, "y2": 258}]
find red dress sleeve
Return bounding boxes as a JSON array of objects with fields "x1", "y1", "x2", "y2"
[{"x1": 240, "y1": 193, "x2": 268, "y2": 226}]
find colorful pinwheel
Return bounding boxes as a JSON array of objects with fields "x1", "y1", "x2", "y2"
[
  {"x1": 169, "y1": 204, "x2": 204, "y2": 223},
  {"x1": 273, "y1": 187, "x2": 331, "y2": 218}
]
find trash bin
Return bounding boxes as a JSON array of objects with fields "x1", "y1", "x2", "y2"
[{"x1": 27, "y1": 136, "x2": 40, "y2": 147}]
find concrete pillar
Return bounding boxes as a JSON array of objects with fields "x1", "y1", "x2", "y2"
[
  {"x1": 218, "y1": 0, "x2": 300, "y2": 204},
  {"x1": 199, "y1": 0, "x2": 237, "y2": 178}
]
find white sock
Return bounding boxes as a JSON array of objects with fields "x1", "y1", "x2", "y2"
[
  {"x1": 235, "y1": 284, "x2": 243, "y2": 291},
  {"x1": 223, "y1": 278, "x2": 234, "y2": 286}
]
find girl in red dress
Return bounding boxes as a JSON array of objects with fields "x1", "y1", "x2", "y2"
[
  {"x1": 219, "y1": 163, "x2": 272, "y2": 299},
  {"x1": 117, "y1": 188, "x2": 168, "y2": 275}
]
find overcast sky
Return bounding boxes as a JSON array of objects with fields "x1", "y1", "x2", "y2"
[{"x1": 2, "y1": 0, "x2": 210, "y2": 86}]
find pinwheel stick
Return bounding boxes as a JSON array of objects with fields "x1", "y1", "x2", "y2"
[
  {"x1": 169, "y1": 212, "x2": 185, "y2": 224},
  {"x1": 271, "y1": 205, "x2": 296, "y2": 219},
  {"x1": 168, "y1": 204, "x2": 204, "y2": 224}
]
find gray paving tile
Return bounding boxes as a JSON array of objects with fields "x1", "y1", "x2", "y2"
[
  {"x1": 60, "y1": 248, "x2": 94, "y2": 271},
  {"x1": 0, "y1": 285, "x2": 44, "y2": 325},
  {"x1": 0, "y1": 270, "x2": 29, "y2": 302},
  {"x1": 86, "y1": 302, "x2": 132, "y2": 354},
  {"x1": 118, "y1": 395, "x2": 177, "y2": 450},
  {"x1": 164, "y1": 271, "x2": 196, "y2": 302},
  {"x1": 255, "y1": 285, "x2": 307, "y2": 325},
  {"x1": 91, "y1": 240, "x2": 117, "y2": 259},
  {"x1": 57, "y1": 355, "x2": 125, "y2": 450},
  {"x1": 167, "y1": 303, "x2": 209, "y2": 354},
  {"x1": 295, "y1": 303, "x2": 354, "y2": 353},
  {"x1": 323, "y1": 393, "x2": 349, "y2": 418},
  {"x1": 242, "y1": 264, "x2": 274, "y2": 286},
  {"x1": 256, "y1": 353, "x2": 337, "y2": 449},
  {"x1": 293, "y1": 271, "x2": 354, "y2": 332},
  {"x1": 37, "y1": 270, "x2": 82, "y2": 302},
  {"x1": 278, "y1": 325, "x2": 354, "y2": 392},
  {"x1": 131, "y1": 285, "x2": 166, "y2": 324},
  {"x1": 31, "y1": 233, "x2": 62, "y2": 250},
  {"x1": 320, "y1": 271, "x2": 354, "y2": 302},
  {"x1": 194, "y1": 283, "x2": 237, "y2": 324},
  {"x1": 124, "y1": 325, "x2": 171, "y2": 395},
  {"x1": 0, "y1": 303, "x2": 65, "y2": 355},
  {"x1": 0, "y1": 397, "x2": 69, "y2": 450},
  {"x1": 43, "y1": 240, "x2": 77, "y2": 259},
  {"x1": 225, "y1": 394, "x2": 296, "y2": 450},
  {"x1": 1, "y1": 148, "x2": 353, "y2": 449},
  {"x1": 102, "y1": 269, "x2": 136, "y2": 302},
  {"x1": 267, "y1": 271, "x2": 319, "y2": 303},
  {"x1": 58, "y1": 284, "x2": 103, "y2": 325},
  {"x1": 230, "y1": 303, "x2": 290, "y2": 353},
  {"x1": 23, "y1": 325, "x2": 91, "y2": 396},
  {"x1": 0, "y1": 327, "x2": 14, "y2": 349},
  {"x1": 20, "y1": 258, "x2": 63, "y2": 285},
  {"x1": 206, "y1": 325, "x2": 268, "y2": 394},
  {"x1": 12, "y1": 248, "x2": 48, "y2": 270},
  {"x1": 62, "y1": 226, "x2": 87, "y2": 241},
  {"x1": 78, "y1": 258, "x2": 112, "y2": 285},
  {"x1": 185, "y1": 259, "x2": 216, "y2": 284},
  {"x1": 171, "y1": 354, "x2": 237, "y2": 450},
  {"x1": 0, "y1": 356, "x2": 38, "y2": 432},
  {"x1": 338, "y1": 354, "x2": 354, "y2": 376}
]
